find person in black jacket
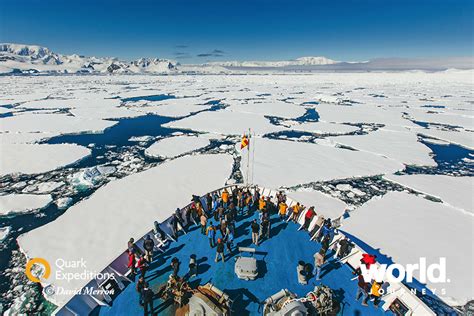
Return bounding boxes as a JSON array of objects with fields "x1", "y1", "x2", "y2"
[
  {"x1": 215, "y1": 238, "x2": 225, "y2": 263},
  {"x1": 153, "y1": 221, "x2": 165, "y2": 240},
  {"x1": 142, "y1": 282, "x2": 154, "y2": 316},
  {"x1": 251, "y1": 219, "x2": 260, "y2": 246},
  {"x1": 143, "y1": 235, "x2": 154, "y2": 262},
  {"x1": 136, "y1": 276, "x2": 145, "y2": 306},
  {"x1": 338, "y1": 237, "x2": 353, "y2": 259}
]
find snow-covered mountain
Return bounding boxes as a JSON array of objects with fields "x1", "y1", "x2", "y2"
[
  {"x1": 0, "y1": 43, "x2": 178, "y2": 75},
  {"x1": 206, "y1": 56, "x2": 338, "y2": 67},
  {"x1": 2, "y1": 43, "x2": 471, "y2": 75}
]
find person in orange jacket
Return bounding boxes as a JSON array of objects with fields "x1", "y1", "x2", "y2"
[
  {"x1": 258, "y1": 196, "x2": 266, "y2": 211},
  {"x1": 221, "y1": 190, "x2": 229, "y2": 208}
]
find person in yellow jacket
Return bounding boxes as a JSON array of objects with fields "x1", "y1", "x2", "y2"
[
  {"x1": 258, "y1": 197, "x2": 266, "y2": 211},
  {"x1": 369, "y1": 281, "x2": 383, "y2": 308},
  {"x1": 290, "y1": 203, "x2": 303, "y2": 222},
  {"x1": 278, "y1": 202, "x2": 288, "y2": 219}
]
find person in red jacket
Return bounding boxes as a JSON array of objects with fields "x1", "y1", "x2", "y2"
[
  {"x1": 136, "y1": 254, "x2": 149, "y2": 278},
  {"x1": 303, "y1": 206, "x2": 316, "y2": 230},
  {"x1": 127, "y1": 250, "x2": 136, "y2": 276}
]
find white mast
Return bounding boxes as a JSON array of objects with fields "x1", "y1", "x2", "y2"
[{"x1": 246, "y1": 128, "x2": 251, "y2": 186}]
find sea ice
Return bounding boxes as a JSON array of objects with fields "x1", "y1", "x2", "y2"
[
  {"x1": 287, "y1": 189, "x2": 348, "y2": 219},
  {"x1": 145, "y1": 135, "x2": 210, "y2": 158},
  {"x1": 0, "y1": 194, "x2": 52, "y2": 216},
  {"x1": 164, "y1": 109, "x2": 286, "y2": 135},
  {"x1": 327, "y1": 129, "x2": 437, "y2": 166},
  {"x1": 0, "y1": 226, "x2": 12, "y2": 242},
  {"x1": 287, "y1": 121, "x2": 359, "y2": 135},
  {"x1": 385, "y1": 174, "x2": 473, "y2": 214},
  {"x1": 0, "y1": 143, "x2": 90, "y2": 176},
  {"x1": 1, "y1": 113, "x2": 116, "y2": 136},
  {"x1": 241, "y1": 138, "x2": 404, "y2": 188},
  {"x1": 226, "y1": 99, "x2": 306, "y2": 119}
]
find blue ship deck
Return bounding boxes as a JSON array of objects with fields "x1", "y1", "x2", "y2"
[{"x1": 94, "y1": 210, "x2": 389, "y2": 316}]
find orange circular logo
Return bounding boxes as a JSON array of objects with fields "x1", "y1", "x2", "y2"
[{"x1": 25, "y1": 258, "x2": 51, "y2": 283}]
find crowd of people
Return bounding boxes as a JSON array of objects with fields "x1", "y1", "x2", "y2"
[{"x1": 124, "y1": 186, "x2": 382, "y2": 315}]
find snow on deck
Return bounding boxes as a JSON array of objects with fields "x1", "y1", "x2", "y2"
[
  {"x1": 145, "y1": 135, "x2": 210, "y2": 159},
  {"x1": 0, "y1": 143, "x2": 91, "y2": 176},
  {"x1": 241, "y1": 138, "x2": 404, "y2": 188},
  {"x1": 385, "y1": 174, "x2": 473, "y2": 215},
  {"x1": 342, "y1": 191, "x2": 474, "y2": 306},
  {"x1": 17, "y1": 154, "x2": 233, "y2": 306},
  {"x1": 0, "y1": 194, "x2": 52, "y2": 216}
]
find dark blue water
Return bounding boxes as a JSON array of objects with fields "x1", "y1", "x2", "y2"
[
  {"x1": 46, "y1": 115, "x2": 182, "y2": 147},
  {"x1": 121, "y1": 94, "x2": 175, "y2": 103},
  {"x1": 295, "y1": 108, "x2": 320, "y2": 122},
  {"x1": 0, "y1": 112, "x2": 13, "y2": 118},
  {"x1": 403, "y1": 138, "x2": 474, "y2": 176},
  {"x1": 413, "y1": 121, "x2": 430, "y2": 128},
  {"x1": 424, "y1": 141, "x2": 472, "y2": 164}
]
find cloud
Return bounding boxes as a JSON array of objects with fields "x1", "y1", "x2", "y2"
[
  {"x1": 197, "y1": 49, "x2": 226, "y2": 58},
  {"x1": 173, "y1": 52, "x2": 192, "y2": 59}
]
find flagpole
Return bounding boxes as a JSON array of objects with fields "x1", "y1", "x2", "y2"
[
  {"x1": 251, "y1": 130, "x2": 255, "y2": 186},
  {"x1": 246, "y1": 128, "x2": 250, "y2": 187}
]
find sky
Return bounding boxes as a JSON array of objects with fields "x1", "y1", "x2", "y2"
[{"x1": 0, "y1": 0, "x2": 473, "y2": 63}]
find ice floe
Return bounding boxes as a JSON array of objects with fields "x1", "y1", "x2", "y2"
[
  {"x1": 145, "y1": 135, "x2": 210, "y2": 158},
  {"x1": 127, "y1": 96, "x2": 213, "y2": 117},
  {"x1": 342, "y1": 191, "x2": 473, "y2": 306},
  {"x1": 287, "y1": 121, "x2": 359, "y2": 135},
  {"x1": 0, "y1": 143, "x2": 90, "y2": 176},
  {"x1": 226, "y1": 99, "x2": 306, "y2": 119},
  {"x1": 328, "y1": 129, "x2": 437, "y2": 166},
  {"x1": 0, "y1": 194, "x2": 52, "y2": 216},
  {"x1": 0, "y1": 226, "x2": 12, "y2": 242},
  {"x1": 241, "y1": 138, "x2": 404, "y2": 188},
  {"x1": 164, "y1": 109, "x2": 285, "y2": 135},
  {"x1": 18, "y1": 154, "x2": 233, "y2": 306},
  {"x1": 1, "y1": 113, "x2": 116, "y2": 136},
  {"x1": 385, "y1": 174, "x2": 473, "y2": 214},
  {"x1": 286, "y1": 188, "x2": 348, "y2": 219}
]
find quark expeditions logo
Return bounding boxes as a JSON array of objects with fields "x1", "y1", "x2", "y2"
[
  {"x1": 25, "y1": 257, "x2": 51, "y2": 283},
  {"x1": 26, "y1": 257, "x2": 116, "y2": 296}
]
